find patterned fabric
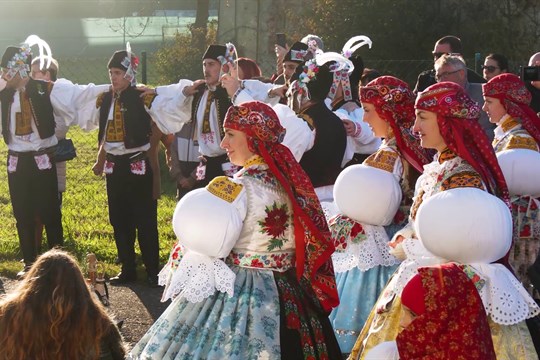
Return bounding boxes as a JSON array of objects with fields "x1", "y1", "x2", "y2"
[
  {"x1": 206, "y1": 176, "x2": 244, "y2": 203},
  {"x1": 224, "y1": 101, "x2": 338, "y2": 313},
  {"x1": 416, "y1": 81, "x2": 510, "y2": 205},
  {"x1": 130, "y1": 268, "x2": 282, "y2": 360},
  {"x1": 15, "y1": 93, "x2": 33, "y2": 136},
  {"x1": 329, "y1": 215, "x2": 366, "y2": 251},
  {"x1": 363, "y1": 148, "x2": 399, "y2": 173},
  {"x1": 396, "y1": 263, "x2": 496, "y2": 360},
  {"x1": 483, "y1": 73, "x2": 540, "y2": 145},
  {"x1": 360, "y1": 76, "x2": 431, "y2": 172},
  {"x1": 409, "y1": 152, "x2": 484, "y2": 221},
  {"x1": 227, "y1": 250, "x2": 295, "y2": 271},
  {"x1": 506, "y1": 135, "x2": 539, "y2": 150},
  {"x1": 509, "y1": 195, "x2": 540, "y2": 296},
  {"x1": 493, "y1": 116, "x2": 540, "y2": 152},
  {"x1": 105, "y1": 101, "x2": 125, "y2": 142}
]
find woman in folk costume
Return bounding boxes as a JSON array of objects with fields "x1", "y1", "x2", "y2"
[
  {"x1": 327, "y1": 76, "x2": 430, "y2": 355},
  {"x1": 365, "y1": 186, "x2": 539, "y2": 360},
  {"x1": 349, "y1": 81, "x2": 512, "y2": 359},
  {"x1": 395, "y1": 263, "x2": 497, "y2": 360},
  {"x1": 129, "y1": 101, "x2": 341, "y2": 360},
  {"x1": 482, "y1": 73, "x2": 540, "y2": 297}
]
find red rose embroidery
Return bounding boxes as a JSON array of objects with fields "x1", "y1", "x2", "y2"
[{"x1": 250, "y1": 258, "x2": 264, "y2": 268}]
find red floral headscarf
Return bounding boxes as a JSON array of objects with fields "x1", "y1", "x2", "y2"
[
  {"x1": 224, "y1": 101, "x2": 338, "y2": 313},
  {"x1": 360, "y1": 76, "x2": 432, "y2": 172},
  {"x1": 397, "y1": 263, "x2": 496, "y2": 360},
  {"x1": 482, "y1": 73, "x2": 540, "y2": 145},
  {"x1": 415, "y1": 82, "x2": 509, "y2": 204}
]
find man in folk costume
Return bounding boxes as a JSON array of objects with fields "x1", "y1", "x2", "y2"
[
  {"x1": 91, "y1": 45, "x2": 169, "y2": 286},
  {"x1": 0, "y1": 36, "x2": 67, "y2": 278},
  {"x1": 152, "y1": 44, "x2": 237, "y2": 187}
]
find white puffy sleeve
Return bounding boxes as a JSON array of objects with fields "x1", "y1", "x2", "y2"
[
  {"x1": 272, "y1": 103, "x2": 313, "y2": 161},
  {"x1": 148, "y1": 79, "x2": 195, "y2": 135},
  {"x1": 239, "y1": 79, "x2": 281, "y2": 106},
  {"x1": 159, "y1": 176, "x2": 247, "y2": 303},
  {"x1": 50, "y1": 78, "x2": 110, "y2": 131}
]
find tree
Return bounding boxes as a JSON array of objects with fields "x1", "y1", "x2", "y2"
[{"x1": 153, "y1": 21, "x2": 217, "y2": 84}]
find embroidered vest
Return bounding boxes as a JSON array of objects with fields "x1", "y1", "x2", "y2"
[
  {"x1": 0, "y1": 79, "x2": 55, "y2": 145},
  {"x1": 191, "y1": 83, "x2": 231, "y2": 140},
  {"x1": 299, "y1": 101, "x2": 347, "y2": 187},
  {"x1": 97, "y1": 86, "x2": 155, "y2": 149}
]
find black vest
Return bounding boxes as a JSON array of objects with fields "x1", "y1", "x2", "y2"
[
  {"x1": 191, "y1": 83, "x2": 231, "y2": 139},
  {"x1": 98, "y1": 86, "x2": 152, "y2": 149},
  {"x1": 0, "y1": 78, "x2": 56, "y2": 145},
  {"x1": 299, "y1": 101, "x2": 347, "y2": 188}
]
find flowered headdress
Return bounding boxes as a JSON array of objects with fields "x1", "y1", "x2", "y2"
[
  {"x1": 397, "y1": 263, "x2": 496, "y2": 359},
  {"x1": 1, "y1": 35, "x2": 52, "y2": 80},
  {"x1": 415, "y1": 82, "x2": 509, "y2": 203},
  {"x1": 360, "y1": 76, "x2": 432, "y2": 172},
  {"x1": 224, "y1": 101, "x2": 339, "y2": 312},
  {"x1": 288, "y1": 52, "x2": 352, "y2": 103},
  {"x1": 483, "y1": 73, "x2": 540, "y2": 145},
  {"x1": 217, "y1": 42, "x2": 237, "y2": 67},
  {"x1": 283, "y1": 41, "x2": 309, "y2": 64},
  {"x1": 328, "y1": 35, "x2": 372, "y2": 101},
  {"x1": 107, "y1": 42, "x2": 139, "y2": 86}
]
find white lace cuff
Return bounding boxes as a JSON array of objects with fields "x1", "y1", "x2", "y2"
[
  {"x1": 469, "y1": 263, "x2": 540, "y2": 325},
  {"x1": 160, "y1": 251, "x2": 236, "y2": 303},
  {"x1": 332, "y1": 224, "x2": 399, "y2": 273}
]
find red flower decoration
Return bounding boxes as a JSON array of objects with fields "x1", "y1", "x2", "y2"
[
  {"x1": 259, "y1": 202, "x2": 289, "y2": 238},
  {"x1": 250, "y1": 258, "x2": 264, "y2": 268},
  {"x1": 520, "y1": 224, "x2": 531, "y2": 238}
]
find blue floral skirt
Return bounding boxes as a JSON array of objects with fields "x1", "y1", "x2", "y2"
[
  {"x1": 129, "y1": 266, "x2": 340, "y2": 360},
  {"x1": 329, "y1": 264, "x2": 399, "y2": 354}
]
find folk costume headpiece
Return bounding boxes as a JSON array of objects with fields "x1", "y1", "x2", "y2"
[
  {"x1": 289, "y1": 51, "x2": 352, "y2": 104},
  {"x1": 328, "y1": 35, "x2": 372, "y2": 102},
  {"x1": 415, "y1": 82, "x2": 509, "y2": 203},
  {"x1": 224, "y1": 101, "x2": 339, "y2": 312},
  {"x1": 483, "y1": 73, "x2": 540, "y2": 145},
  {"x1": 108, "y1": 42, "x2": 139, "y2": 86},
  {"x1": 360, "y1": 76, "x2": 432, "y2": 172},
  {"x1": 283, "y1": 41, "x2": 309, "y2": 64},
  {"x1": 1, "y1": 35, "x2": 52, "y2": 80},
  {"x1": 397, "y1": 263, "x2": 496, "y2": 360}
]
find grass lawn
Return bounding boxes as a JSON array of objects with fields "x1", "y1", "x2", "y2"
[{"x1": 0, "y1": 127, "x2": 178, "y2": 278}]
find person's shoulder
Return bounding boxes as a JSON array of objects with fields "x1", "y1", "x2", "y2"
[
  {"x1": 466, "y1": 68, "x2": 486, "y2": 83},
  {"x1": 207, "y1": 176, "x2": 244, "y2": 203}
]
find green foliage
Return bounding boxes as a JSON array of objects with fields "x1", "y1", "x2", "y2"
[
  {"x1": 153, "y1": 21, "x2": 218, "y2": 84},
  {"x1": 284, "y1": 0, "x2": 539, "y2": 62}
]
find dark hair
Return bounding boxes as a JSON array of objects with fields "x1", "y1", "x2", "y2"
[
  {"x1": 348, "y1": 55, "x2": 365, "y2": 101},
  {"x1": 31, "y1": 56, "x2": 59, "y2": 81},
  {"x1": 236, "y1": 57, "x2": 262, "y2": 80},
  {"x1": 361, "y1": 68, "x2": 382, "y2": 87},
  {"x1": 436, "y1": 35, "x2": 462, "y2": 54},
  {"x1": 485, "y1": 53, "x2": 509, "y2": 72},
  {"x1": 0, "y1": 249, "x2": 125, "y2": 359}
]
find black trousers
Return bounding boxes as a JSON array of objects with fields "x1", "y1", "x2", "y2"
[
  {"x1": 106, "y1": 153, "x2": 159, "y2": 276},
  {"x1": 7, "y1": 151, "x2": 63, "y2": 266}
]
